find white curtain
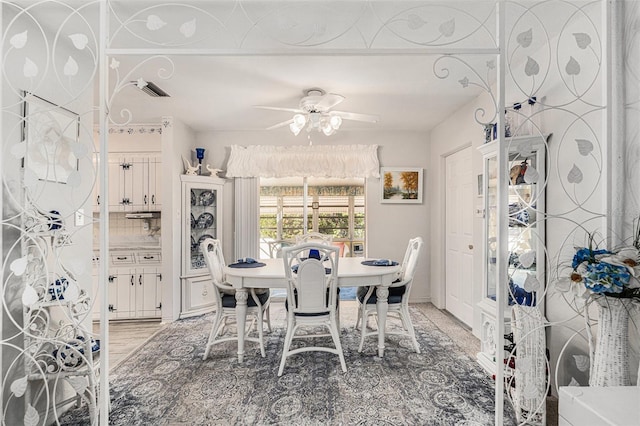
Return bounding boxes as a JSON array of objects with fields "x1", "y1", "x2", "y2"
[{"x1": 226, "y1": 144, "x2": 380, "y2": 178}]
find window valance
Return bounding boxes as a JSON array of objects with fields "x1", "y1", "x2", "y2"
[{"x1": 226, "y1": 144, "x2": 380, "y2": 179}]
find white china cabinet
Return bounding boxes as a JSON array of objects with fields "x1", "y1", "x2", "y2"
[
  {"x1": 477, "y1": 134, "x2": 550, "y2": 424},
  {"x1": 180, "y1": 175, "x2": 225, "y2": 317}
]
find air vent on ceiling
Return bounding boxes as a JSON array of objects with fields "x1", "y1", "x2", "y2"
[{"x1": 132, "y1": 81, "x2": 170, "y2": 97}]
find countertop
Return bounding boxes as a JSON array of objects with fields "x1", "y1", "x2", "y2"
[{"x1": 94, "y1": 236, "x2": 161, "y2": 251}]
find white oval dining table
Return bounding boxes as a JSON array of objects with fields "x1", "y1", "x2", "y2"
[{"x1": 224, "y1": 257, "x2": 401, "y2": 363}]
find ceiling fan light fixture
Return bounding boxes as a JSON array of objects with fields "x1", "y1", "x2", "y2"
[
  {"x1": 322, "y1": 122, "x2": 335, "y2": 136},
  {"x1": 293, "y1": 113, "x2": 307, "y2": 128},
  {"x1": 329, "y1": 115, "x2": 342, "y2": 130},
  {"x1": 289, "y1": 122, "x2": 302, "y2": 136}
]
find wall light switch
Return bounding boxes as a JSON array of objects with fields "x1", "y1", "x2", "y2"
[{"x1": 75, "y1": 209, "x2": 85, "y2": 226}]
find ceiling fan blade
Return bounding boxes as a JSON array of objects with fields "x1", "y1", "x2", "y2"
[
  {"x1": 254, "y1": 105, "x2": 303, "y2": 113},
  {"x1": 266, "y1": 118, "x2": 294, "y2": 130},
  {"x1": 314, "y1": 93, "x2": 345, "y2": 111},
  {"x1": 332, "y1": 111, "x2": 379, "y2": 123}
]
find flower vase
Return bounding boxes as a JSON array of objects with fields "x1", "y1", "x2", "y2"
[{"x1": 589, "y1": 295, "x2": 632, "y2": 386}]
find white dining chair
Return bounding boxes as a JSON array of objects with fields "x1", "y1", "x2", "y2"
[
  {"x1": 200, "y1": 238, "x2": 271, "y2": 360},
  {"x1": 356, "y1": 236, "x2": 424, "y2": 353},
  {"x1": 295, "y1": 232, "x2": 333, "y2": 245},
  {"x1": 278, "y1": 243, "x2": 346, "y2": 376}
]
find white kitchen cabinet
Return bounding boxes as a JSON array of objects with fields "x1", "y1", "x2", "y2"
[
  {"x1": 103, "y1": 153, "x2": 162, "y2": 212},
  {"x1": 93, "y1": 249, "x2": 162, "y2": 320},
  {"x1": 180, "y1": 174, "x2": 225, "y2": 317}
]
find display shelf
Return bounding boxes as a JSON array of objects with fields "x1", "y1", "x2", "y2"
[
  {"x1": 477, "y1": 133, "x2": 549, "y2": 424},
  {"x1": 180, "y1": 174, "x2": 226, "y2": 317}
]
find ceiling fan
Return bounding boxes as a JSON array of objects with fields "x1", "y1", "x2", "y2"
[{"x1": 255, "y1": 88, "x2": 379, "y2": 136}]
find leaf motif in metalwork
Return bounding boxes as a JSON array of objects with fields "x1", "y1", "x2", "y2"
[
  {"x1": 23, "y1": 57, "x2": 39, "y2": 78},
  {"x1": 575, "y1": 138, "x2": 593, "y2": 156},
  {"x1": 567, "y1": 164, "x2": 583, "y2": 184},
  {"x1": 64, "y1": 280, "x2": 80, "y2": 302},
  {"x1": 519, "y1": 251, "x2": 535, "y2": 268},
  {"x1": 10, "y1": 140, "x2": 27, "y2": 159},
  {"x1": 458, "y1": 77, "x2": 469, "y2": 88},
  {"x1": 72, "y1": 142, "x2": 88, "y2": 158},
  {"x1": 10, "y1": 376, "x2": 28, "y2": 397},
  {"x1": 22, "y1": 286, "x2": 39, "y2": 307},
  {"x1": 486, "y1": 59, "x2": 495, "y2": 70},
  {"x1": 573, "y1": 354, "x2": 590, "y2": 372},
  {"x1": 67, "y1": 376, "x2": 88, "y2": 394},
  {"x1": 24, "y1": 404, "x2": 39, "y2": 426},
  {"x1": 573, "y1": 32, "x2": 591, "y2": 49},
  {"x1": 146, "y1": 15, "x2": 167, "y2": 31},
  {"x1": 10, "y1": 30, "x2": 28, "y2": 49},
  {"x1": 67, "y1": 171, "x2": 82, "y2": 188},
  {"x1": 524, "y1": 56, "x2": 539, "y2": 76},
  {"x1": 516, "y1": 28, "x2": 533, "y2": 48},
  {"x1": 407, "y1": 14, "x2": 426, "y2": 30},
  {"x1": 523, "y1": 274, "x2": 540, "y2": 292},
  {"x1": 565, "y1": 56, "x2": 581, "y2": 75},
  {"x1": 110, "y1": 58, "x2": 120, "y2": 69},
  {"x1": 69, "y1": 33, "x2": 88, "y2": 50},
  {"x1": 64, "y1": 56, "x2": 79, "y2": 76},
  {"x1": 180, "y1": 18, "x2": 197, "y2": 38},
  {"x1": 439, "y1": 18, "x2": 455, "y2": 37},
  {"x1": 524, "y1": 165, "x2": 539, "y2": 184},
  {"x1": 10, "y1": 256, "x2": 28, "y2": 276}
]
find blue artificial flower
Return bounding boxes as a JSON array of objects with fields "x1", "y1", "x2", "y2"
[
  {"x1": 572, "y1": 248, "x2": 611, "y2": 269},
  {"x1": 582, "y1": 261, "x2": 631, "y2": 294}
]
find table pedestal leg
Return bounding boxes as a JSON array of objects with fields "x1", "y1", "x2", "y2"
[
  {"x1": 235, "y1": 289, "x2": 248, "y2": 363},
  {"x1": 375, "y1": 286, "x2": 389, "y2": 357}
]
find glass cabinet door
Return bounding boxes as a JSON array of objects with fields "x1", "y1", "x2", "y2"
[
  {"x1": 485, "y1": 154, "x2": 498, "y2": 302},
  {"x1": 187, "y1": 185, "x2": 218, "y2": 274}
]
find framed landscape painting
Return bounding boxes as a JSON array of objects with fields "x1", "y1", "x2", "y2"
[{"x1": 380, "y1": 167, "x2": 423, "y2": 204}]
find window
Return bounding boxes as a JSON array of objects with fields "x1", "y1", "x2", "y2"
[{"x1": 259, "y1": 177, "x2": 365, "y2": 258}]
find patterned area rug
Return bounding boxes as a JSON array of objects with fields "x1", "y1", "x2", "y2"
[{"x1": 63, "y1": 305, "x2": 517, "y2": 425}]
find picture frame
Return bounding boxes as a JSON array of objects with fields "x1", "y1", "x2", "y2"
[
  {"x1": 380, "y1": 167, "x2": 423, "y2": 204},
  {"x1": 22, "y1": 92, "x2": 80, "y2": 184}
]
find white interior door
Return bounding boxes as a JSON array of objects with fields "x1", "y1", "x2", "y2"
[{"x1": 445, "y1": 146, "x2": 474, "y2": 326}]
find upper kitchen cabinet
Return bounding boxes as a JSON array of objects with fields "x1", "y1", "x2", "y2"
[{"x1": 98, "y1": 153, "x2": 162, "y2": 212}]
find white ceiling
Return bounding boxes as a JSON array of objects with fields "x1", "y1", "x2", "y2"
[{"x1": 108, "y1": 54, "x2": 490, "y2": 134}]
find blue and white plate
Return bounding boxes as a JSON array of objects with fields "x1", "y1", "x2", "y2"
[
  {"x1": 197, "y1": 212, "x2": 214, "y2": 229},
  {"x1": 199, "y1": 190, "x2": 216, "y2": 206}
]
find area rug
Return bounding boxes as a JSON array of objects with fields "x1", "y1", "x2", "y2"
[{"x1": 62, "y1": 305, "x2": 517, "y2": 425}]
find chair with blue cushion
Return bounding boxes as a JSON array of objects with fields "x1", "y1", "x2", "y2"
[
  {"x1": 278, "y1": 243, "x2": 346, "y2": 376},
  {"x1": 356, "y1": 236, "x2": 424, "y2": 353},
  {"x1": 200, "y1": 238, "x2": 270, "y2": 360}
]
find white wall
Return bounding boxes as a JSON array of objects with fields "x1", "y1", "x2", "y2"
[
  {"x1": 162, "y1": 117, "x2": 196, "y2": 321},
  {"x1": 429, "y1": 89, "x2": 493, "y2": 331},
  {"x1": 195, "y1": 129, "x2": 432, "y2": 302}
]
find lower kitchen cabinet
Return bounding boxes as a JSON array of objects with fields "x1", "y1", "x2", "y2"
[{"x1": 93, "y1": 250, "x2": 162, "y2": 320}]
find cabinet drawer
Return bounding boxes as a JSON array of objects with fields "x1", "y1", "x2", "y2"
[
  {"x1": 137, "y1": 252, "x2": 162, "y2": 264},
  {"x1": 111, "y1": 253, "x2": 135, "y2": 265}
]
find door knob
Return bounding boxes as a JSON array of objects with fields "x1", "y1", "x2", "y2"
[{"x1": 468, "y1": 244, "x2": 474, "y2": 249}]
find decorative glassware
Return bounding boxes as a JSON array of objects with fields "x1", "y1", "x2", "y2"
[{"x1": 195, "y1": 148, "x2": 205, "y2": 175}]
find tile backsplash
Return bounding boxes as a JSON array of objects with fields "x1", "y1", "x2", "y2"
[{"x1": 93, "y1": 212, "x2": 161, "y2": 240}]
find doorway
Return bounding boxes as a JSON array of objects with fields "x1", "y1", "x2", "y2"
[{"x1": 444, "y1": 146, "x2": 474, "y2": 326}]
